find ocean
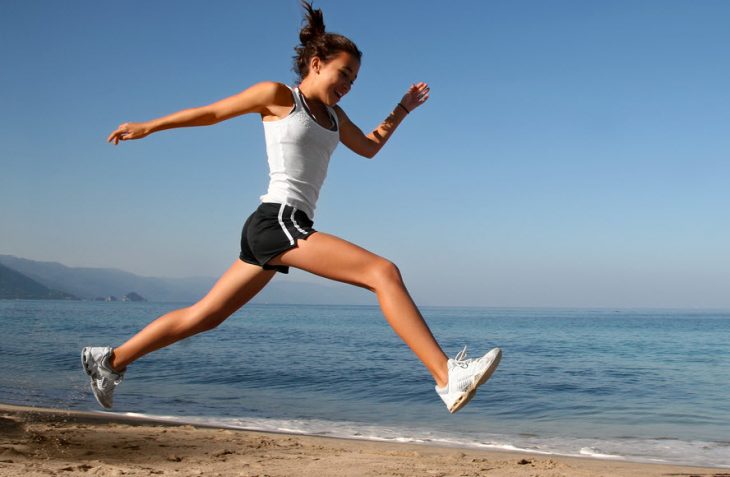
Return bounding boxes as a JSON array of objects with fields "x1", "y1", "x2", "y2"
[{"x1": 1, "y1": 300, "x2": 728, "y2": 468}]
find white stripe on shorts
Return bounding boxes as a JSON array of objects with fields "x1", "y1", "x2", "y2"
[
  {"x1": 291, "y1": 208, "x2": 308, "y2": 235},
  {"x1": 277, "y1": 204, "x2": 295, "y2": 245}
]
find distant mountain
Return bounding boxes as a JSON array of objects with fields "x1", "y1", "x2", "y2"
[
  {"x1": 0, "y1": 255, "x2": 374, "y2": 305},
  {"x1": 124, "y1": 292, "x2": 147, "y2": 302},
  {"x1": 0, "y1": 255, "x2": 214, "y2": 302},
  {"x1": 0, "y1": 263, "x2": 78, "y2": 300}
]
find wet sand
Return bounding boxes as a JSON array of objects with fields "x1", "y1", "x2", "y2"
[{"x1": 1, "y1": 404, "x2": 727, "y2": 477}]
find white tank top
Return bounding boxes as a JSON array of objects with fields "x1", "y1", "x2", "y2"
[{"x1": 259, "y1": 86, "x2": 340, "y2": 220}]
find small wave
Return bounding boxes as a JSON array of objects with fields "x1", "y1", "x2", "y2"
[
  {"x1": 113, "y1": 412, "x2": 730, "y2": 468},
  {"x1": 579, "y1": 447, "x2": 625, "y2": 460}
]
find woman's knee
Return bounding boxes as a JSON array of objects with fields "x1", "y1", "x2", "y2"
[{"x1": 367, "y1": 258, "x2": 403, "y2": 291}]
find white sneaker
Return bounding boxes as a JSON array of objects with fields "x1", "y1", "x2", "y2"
[
  {"x1": 435, "y1": 346, "x2": 502, "y2": 413},
  {"x1": 81, "y1": 347, "x2": 124, "y2": 409}
]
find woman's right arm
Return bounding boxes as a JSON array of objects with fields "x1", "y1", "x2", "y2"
[{"x1": 107, "y1": 81, "x2": 291, "y2": 145}]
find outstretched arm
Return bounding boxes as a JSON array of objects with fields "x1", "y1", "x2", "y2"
[
  {"x1": 337, "y1": 82, "x2": 429, "y2": 159},
  {"x1": 107, "y1": 81, "x2": 292, "y2": 145}
]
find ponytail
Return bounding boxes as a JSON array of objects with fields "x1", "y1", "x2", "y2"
[
  {"x1": 298, "y1": 0, "x2": 326, "y2": 46},
  {"x1": 293, "y1": 1, "x2": 362, "y2": 81}
]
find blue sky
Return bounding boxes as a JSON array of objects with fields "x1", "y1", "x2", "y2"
[{"x1": 2, "y1": 1, "x2": 729, "y2": 308}]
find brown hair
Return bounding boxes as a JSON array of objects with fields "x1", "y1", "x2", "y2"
[{"x1": 293, "y1": 1, "x2": 362, "y2": 81}]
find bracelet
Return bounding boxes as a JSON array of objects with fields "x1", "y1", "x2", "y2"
[{"x1": 397, "y1": 102, "x2": 410, "y2": 114}]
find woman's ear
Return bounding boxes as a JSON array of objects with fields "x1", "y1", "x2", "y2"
[{"x1": 310, "y1": 56, "x2": 322, "y2": 74}]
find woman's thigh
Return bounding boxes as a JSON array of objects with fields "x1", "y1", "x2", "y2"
[
  {"x1": 192, "y1": 259, "x2": 277, "y2": 318},
  {"x1": 268, "y1": 232, "x2": 392, "y2": 290}
]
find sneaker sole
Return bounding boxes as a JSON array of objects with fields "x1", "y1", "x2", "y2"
[{"x1": 448, "y1": 348, "x2": 502, "y2": 414}]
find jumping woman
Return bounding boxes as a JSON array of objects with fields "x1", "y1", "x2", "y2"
[{"x1": 82, "y1": 1, "x2": 501, "y2": 414}]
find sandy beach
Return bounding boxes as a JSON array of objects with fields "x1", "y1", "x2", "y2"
[{"x1": 1, "y1": 404, "x2": 727, "y2": 477}]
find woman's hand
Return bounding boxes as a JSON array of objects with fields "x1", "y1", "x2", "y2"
[
  {"x1": 399, "y1": 82, "x2": 430, "y2": 113},
  {"x1": 107, "y1": 122, "x2": 151, "y2": 145}
]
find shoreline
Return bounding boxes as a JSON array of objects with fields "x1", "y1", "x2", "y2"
[{"x1": 2, "y1": 404, "x2": 727, "y2": 477}]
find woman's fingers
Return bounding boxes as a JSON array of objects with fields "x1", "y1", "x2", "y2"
[
  {"x1": 401, "y1": 82, "x2": 430, "y2": 111},
  {"x1": 108, "y1": 123, "x2": 127, "y2": 144},
  {"x1": 107, "y1": 122, "x2": 142, "y2": 145}
]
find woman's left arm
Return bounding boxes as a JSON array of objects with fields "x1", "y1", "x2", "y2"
[{"x1": 337, "y1": 82, "x2": 429, "y2": 159}]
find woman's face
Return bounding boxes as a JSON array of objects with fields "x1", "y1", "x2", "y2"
[{"x1": 309, "y1": 51, "x2": 360, "y2": 106}]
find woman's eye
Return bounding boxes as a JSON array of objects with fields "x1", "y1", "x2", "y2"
[{"x1": 339, "y1": 70, "x2": 354, "y2": 86}]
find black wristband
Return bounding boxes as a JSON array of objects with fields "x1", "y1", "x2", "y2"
[{"x1": 397, "y1": 102, "x2": 410, "y2": 114}]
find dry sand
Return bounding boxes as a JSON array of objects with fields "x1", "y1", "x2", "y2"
[{"x1": 1, "y1": 404, "x2": 727, "y2": 477}]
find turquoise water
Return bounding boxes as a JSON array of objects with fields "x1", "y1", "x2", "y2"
[{"x1": 1, "y1": 300, "x2": 728, "y2": 467}]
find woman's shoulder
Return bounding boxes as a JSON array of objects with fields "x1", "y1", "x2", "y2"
[
  {"x1": 332, "y1": 105, "x2": 350, "y2": 123},
  {"x1": 244, "y1": 82, "x2": 295, "y2": 120},
  {"x1": 252, "y1": 81, "x2": 291, "y2": 92},
  {"x1": 247, "y1": 81, "x2": 295, "y2": 107}
]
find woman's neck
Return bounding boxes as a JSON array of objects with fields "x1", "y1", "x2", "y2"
[{"x1": 298, "y1": 82, "x2": 325, "y2": 106}]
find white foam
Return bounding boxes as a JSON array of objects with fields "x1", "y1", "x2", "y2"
[
  {"x1": 579, "y1": 447, "x2": 625, "y2": 460},
  {"x1": 110, "y1": 412, "x2": 730, "y2": 469}
]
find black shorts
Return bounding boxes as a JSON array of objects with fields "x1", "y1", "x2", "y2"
[{"x1": 239, "y1": 203, "x2": 316, "y2": 274}]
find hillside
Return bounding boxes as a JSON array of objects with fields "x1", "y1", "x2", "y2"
[
  {"x1": 0, "y1": 263, "x2": 78, "y2": 300},
  {"x1": 0, "y1": 255, "x2": 214, "y2": 302}
]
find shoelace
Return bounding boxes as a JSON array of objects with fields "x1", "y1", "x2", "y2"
[{"x1": 453, "y1": 346, "x2": 473, "y2": 368}]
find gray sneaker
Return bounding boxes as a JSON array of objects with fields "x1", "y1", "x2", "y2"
[{"x1": 81, "y1": 347, "x2": 124, "y2": 409}]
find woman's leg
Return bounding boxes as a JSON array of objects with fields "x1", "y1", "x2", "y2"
[
  {"x1": 110, "y1": 260, "x2": 276, "y2": 370},
  {"x1": 269, "y1": 232, "x2": 449, "y2": 387}
]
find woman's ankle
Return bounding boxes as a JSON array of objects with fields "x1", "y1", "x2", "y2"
[
  {"x1": 433, "y1": 360, "x2": 449, "y2": 388},
  {"x1": 109, "y1": 349, "x2": 127, "y2": 373}
]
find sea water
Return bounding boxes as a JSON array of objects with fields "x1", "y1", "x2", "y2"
[{"x1": 1, "y1": 301, "x2": 728, "y2": 467}]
